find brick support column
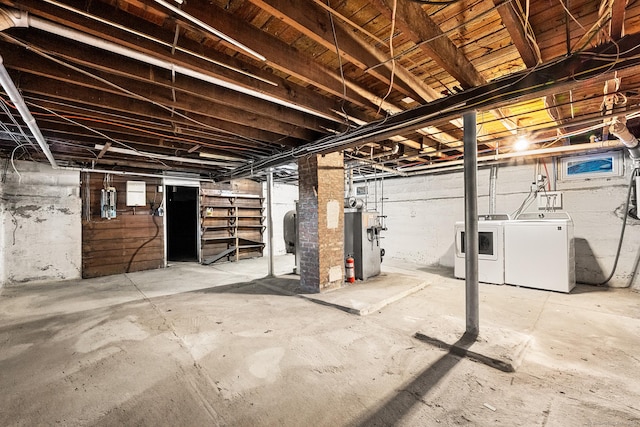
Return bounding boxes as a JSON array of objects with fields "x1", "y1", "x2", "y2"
[{"x1": 298, "y1": 152, "x2": 344, "y2": 292}]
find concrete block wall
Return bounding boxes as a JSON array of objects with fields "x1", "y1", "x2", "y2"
[
  {"x1": 297, "y1": 153, "x2": 344, "y2": 292},
  {"x1": 365, "y1": 153, "x2": 640, "y2": 289},
  {"x1": 0, "y1": 161, "x2": 81, "y2": 287}
]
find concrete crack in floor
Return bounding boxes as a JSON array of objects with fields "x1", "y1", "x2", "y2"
[{"x1": 124, "y1": 273, "x2": 225, "y2": 425}]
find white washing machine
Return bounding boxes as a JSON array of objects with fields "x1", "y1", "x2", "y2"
[
  {"x1": 454, "y1": 214, "x2": 511, "y2": 285},
  {"x1": 504, "y1": 212, "x2": 575, "y2": 293}
]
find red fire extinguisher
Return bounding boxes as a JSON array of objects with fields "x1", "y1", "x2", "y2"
[{"x1": 345, "y1": 256, "x2": 355, "y2": 283}]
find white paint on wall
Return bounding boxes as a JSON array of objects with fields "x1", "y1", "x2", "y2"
[
  {"x1": 370, "y1": 153, "x2": 640, "y2": 288},
  {"x1": 0, "y1": 161, "x2": 81, "y2": 287},
  {"x1": 263, "y1": 181, "x2": 298, "y2": 256},
  {"x1": 326, "y1": 199, "x2": 339, "y2": 229},
  {"x1": 328, "y1": 265, "x2": 342, "y2": 282}
]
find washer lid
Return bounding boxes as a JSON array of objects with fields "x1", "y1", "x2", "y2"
[
  {"x1": 515, "y1": 212, "x2": 572, "y2": 221},
  {"x1": 479, "y1": 213, "x2": 511, "y2": 221}
]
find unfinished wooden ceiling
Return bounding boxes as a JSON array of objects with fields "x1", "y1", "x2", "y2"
[{"x1": 0, "y1": 0, "x2": 639, "y2": 180}]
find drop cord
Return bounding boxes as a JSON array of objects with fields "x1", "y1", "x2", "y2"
[{"x1": 578, "y1": 167, "x2": 639, "y2": 286}]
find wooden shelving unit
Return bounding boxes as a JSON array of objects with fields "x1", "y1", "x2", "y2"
[{"x1": 200, "y1": 189, "x2": 265, "y2": 264}]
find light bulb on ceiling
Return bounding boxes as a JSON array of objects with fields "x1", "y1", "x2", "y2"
[{"x1": 514, "y1": 135, "x2": 529, "y2": 151}]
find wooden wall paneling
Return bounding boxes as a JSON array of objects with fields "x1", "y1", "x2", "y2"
[{"x1": 81, "y1": 173, "x2": 165, "y2": 278}]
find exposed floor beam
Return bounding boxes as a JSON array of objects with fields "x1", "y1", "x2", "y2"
[
  {"x1": 610, "y1": 0, "x2": 627, "y2": 40},
  {"x1": 370, "y1": 0, "x2": 484, "y2": 89},
  {"x1": 494, "y1": 0, "x2": 540, "y2": 68},
  {"x1": 219, "y1": 33, "x2": 640, "y2": 180}
]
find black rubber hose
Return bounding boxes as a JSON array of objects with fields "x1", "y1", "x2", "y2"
[{"x1": 579, "y1": 168, "x2": 639, "y2": 286}]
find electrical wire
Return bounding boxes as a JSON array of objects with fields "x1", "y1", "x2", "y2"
[
  {"x1": 9, "y1": 143, "x2": 31, "y2": 183},
  {"x1": 0, "y1": 33, "x2": 266, "y2": 147},
  {"x1": 578, "y1": 167, "x2": 639, "y2": 286},
  {"x1": 326, "y1": 0, "x2": 351, "y2": 131},
  {"x1": 406, "y1": 0, "x2": 462, "y2": 4},
  {"x1": 571, "y1": 1, "x2": 615, "y2": 53},
  {"x1": 0, "y1": 97, "x2": 36, "y2": 149},
  {"x1": 377, "y1": 0, "x2": 398, "y2": 115},
  {"x1": 26, "y1": 100, "x2": 170, "y2": 168},
  {"x1": 365, "y1": 0, "x2": 516, "y2": 73},
  {"x1": 514, "y1": 0, "x2": 542, "y2": 64},
  {"x1": 558, "y1": 0, "x2": 587, "y2": 31},
  {"x1": 42, "y1": 0, "x2": 276, "y2": 86},
  {"x1": 24, "y1": 100, "x2": 261, "y2": 154}
]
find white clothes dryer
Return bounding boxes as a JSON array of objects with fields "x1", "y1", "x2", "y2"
[{"x1": 454, "y1": 214, "x2": 511, "y2": 285}]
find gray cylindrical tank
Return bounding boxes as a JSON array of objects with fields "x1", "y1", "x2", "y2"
[{"x1": 283, "y1": 209, "x2": 296, "y2": 254}]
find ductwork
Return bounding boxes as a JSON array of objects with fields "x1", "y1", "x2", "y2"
[{"x1": 609, "y1": 116, "x2": 640, "y2": 161}]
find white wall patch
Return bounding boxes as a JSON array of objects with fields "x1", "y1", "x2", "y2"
[
  {"x1": 326, "y1": 199, "x2": 339, "y2": 229},
  {"x1": 329, "y1": 265, "x2": 342, "y2": 282}
]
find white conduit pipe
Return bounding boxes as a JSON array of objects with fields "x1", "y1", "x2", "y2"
[
  {"x1": 610, "y1": 116, "x2": 640, "y2": 161},
  {"x1": 400, "y1": 139, "x2": 624, "y2": 174},
  {"x1": 0, "y1": 54, "x2": 57, "y2": 168},
  {"x1": 93, "y1": 144, "x2": 240, "y2": 168},
  {"x1": 0, "y1": 8, "x2": 337, "y2": 122},
  {"x1": 59, "y1": 166, "x2": 213, "y2": 182}
]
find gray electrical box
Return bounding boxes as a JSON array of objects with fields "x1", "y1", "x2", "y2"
[{"x1": 344, "y1": 210, "x2": 382, "y2": 281}]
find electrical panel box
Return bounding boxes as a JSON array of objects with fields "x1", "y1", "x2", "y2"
[
  {"x1": 126, "y1": 181, "x2": 147, "y2": 206},
  {"x1": 101, "y1": 188, "x2": 117, "y2": 219},
  {"x1": 537, "y1": 191, "x2": 562, "y2": 210}
]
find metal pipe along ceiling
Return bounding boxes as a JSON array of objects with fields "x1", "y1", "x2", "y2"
[
  {"x1": 0, "y1": 54, "x2": 57, "y2": 168},
  {"x1": 0, "y1": 7, "x2": 337, "y2": 123}
]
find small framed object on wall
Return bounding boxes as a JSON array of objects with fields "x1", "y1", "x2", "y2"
[
  {"x1": 559, "y1": 151, "x2": 623, "y2": 181},
  {"x1": 126, "y1": 180, "x2": 147, "y2": 206}
]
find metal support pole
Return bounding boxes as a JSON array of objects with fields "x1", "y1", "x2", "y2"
[
  {"x1": 463, "y1": 111, "x2": 479, "y2": 336},
  {"x1": 489, "y1": 165, "x2": 497, "y2": 214},
  {"x1": 266, "y1": 168, "x2": 275, "y2": 277}
]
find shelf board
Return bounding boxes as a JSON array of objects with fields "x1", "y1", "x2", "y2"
[
  {"x1": 201, "y1": 193, "x2": 263, "y2": 199},
  {"x1": 202, "y1": 225, "x2": 234, "y2": 230},
  {"x1": 202, "y1": 236, "x2": 235, "y2": 242},
  {"x1": 237, "y1": 237, "x2": 264, "y2": 245},
  {"x1": 233, "y1": 194, "x2": 263, "y2": 199}
]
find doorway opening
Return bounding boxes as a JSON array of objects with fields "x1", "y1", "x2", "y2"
[{"x1": 166, "y1": 185, "x2": 199, "y2": 262}]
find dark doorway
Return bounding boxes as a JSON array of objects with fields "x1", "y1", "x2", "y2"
[{"x1": 166, "y1": 186, "x2": 199, "y2": 262}]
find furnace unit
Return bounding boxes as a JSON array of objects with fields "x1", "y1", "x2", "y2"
[{"x1": 344, "y1": 210, "x2": 382, "y2": 281}]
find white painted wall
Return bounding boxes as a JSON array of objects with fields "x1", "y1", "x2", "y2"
[
  {"x1": 263, "y1": 181, "x2": 298, "y2": 256},
  {"x1": 0, "y1": 161, "x2": 81, "y2": 287},
  {"x1": 362, "y1": 152, "x2": 640, "y2": 289}
]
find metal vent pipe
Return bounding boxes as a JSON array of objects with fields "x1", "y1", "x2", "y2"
[
  {"x1": 0, "y1": 7, "x2": 336, "y2": 122},
  {"x1": 0, "y1": 54, "x2": 57, "y2": 168},
  {"x1": 610, "y1": 116, "x2": 640, "y2": 161}
]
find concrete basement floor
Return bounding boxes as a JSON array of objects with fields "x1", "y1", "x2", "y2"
[{"x1": 1, "y1": 255, "x2": 640, "y2": 426}]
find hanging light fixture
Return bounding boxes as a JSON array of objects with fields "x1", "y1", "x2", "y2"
[{"x1": 514, "y1": 135, "x2": 530, "y2": 151}]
